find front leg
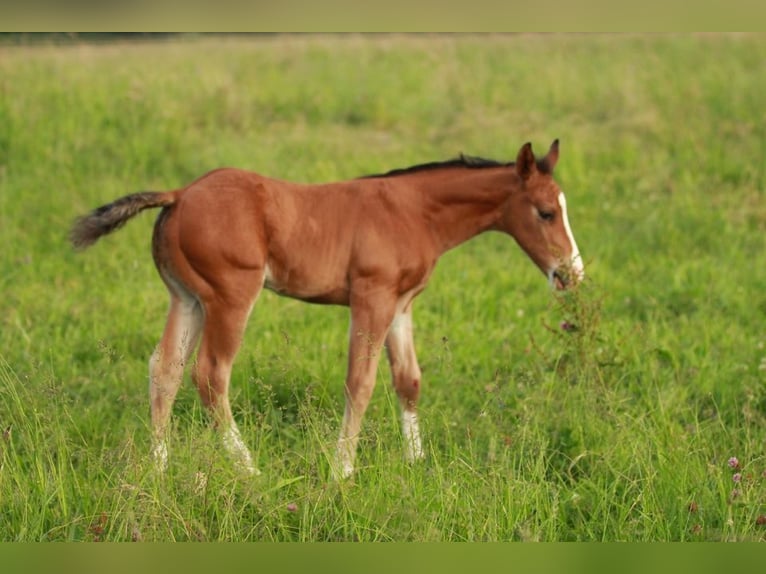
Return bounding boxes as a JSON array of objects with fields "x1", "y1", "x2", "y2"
[
  {"x1": 332, "y1": 289, "x2": 397, "y2": 480},
  {"x1": 385, "y1": 302, "x2": 425, "y2": 463}
]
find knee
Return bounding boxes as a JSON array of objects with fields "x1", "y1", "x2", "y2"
[{"x1": 393, "y1": 367, "x2": 421, "y2": 405}]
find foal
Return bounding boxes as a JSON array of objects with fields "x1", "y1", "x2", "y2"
[{"x1": 71, "y1": 140, "x2": 583, "y2": 479}]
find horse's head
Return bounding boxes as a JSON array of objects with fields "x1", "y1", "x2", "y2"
[{"x1": 503, "y1": 140, "x2": 584, "y2": 290}]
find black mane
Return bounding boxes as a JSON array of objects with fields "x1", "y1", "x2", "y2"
[{"x1": 360, "y1": 154, "x2": 510, "y2": 179}]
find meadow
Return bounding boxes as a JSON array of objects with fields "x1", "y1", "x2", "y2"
[{"x1": 0, "y1": 33, "x2": 765, "y2": 542}]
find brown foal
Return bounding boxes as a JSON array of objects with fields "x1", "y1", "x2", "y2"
[{"x1": 71, "y1": 140, "x2": 583, "y2": 479}]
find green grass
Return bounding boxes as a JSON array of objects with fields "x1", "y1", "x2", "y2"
[{"x1": 1, "y1": 33, "x2": 765, "y2": 541}]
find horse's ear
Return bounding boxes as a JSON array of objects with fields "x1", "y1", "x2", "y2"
[
  {"x1": 515, "y1": 142, "x2": 536, "y2": 180},
  {"x1": 541, "y1": 139, "x2": 559, "y2": 173}
]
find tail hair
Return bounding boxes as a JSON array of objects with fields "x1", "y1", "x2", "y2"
[{"x1": 70, "y1": 191, "x2": 176, "y2": 250}]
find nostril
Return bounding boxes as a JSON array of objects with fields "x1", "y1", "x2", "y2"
[{"x1": 549, "y1": 269, "x2": 567, "y2": 290}]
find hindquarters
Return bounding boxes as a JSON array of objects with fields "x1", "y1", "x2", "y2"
[
  {"x1": 150, "y1": 169, "x2": 273, "y2": 302},
  {"x1": 147, "y1": 174, "x2": 270, "y2": 474}
]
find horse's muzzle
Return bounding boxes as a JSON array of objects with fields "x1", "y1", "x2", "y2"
[{"x1": 549, "y1": 260, "x2": 584, "y2": 290}]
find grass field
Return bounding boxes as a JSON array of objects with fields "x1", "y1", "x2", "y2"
[{"x1": 1, "y1": 33, "x2": 765, "y2": 541}]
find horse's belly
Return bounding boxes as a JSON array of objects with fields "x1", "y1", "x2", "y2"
[{"x1": 263, "y1": 261, "x2": 350, "y2": 306}]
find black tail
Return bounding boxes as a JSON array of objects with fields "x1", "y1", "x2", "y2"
[{"x1": 70, "y1": 191, "x2": 176, "y2": 250}]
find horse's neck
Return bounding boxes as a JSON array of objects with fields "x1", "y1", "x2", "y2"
[{"x1": 416, "y1": 168, "x2": 510, "y2": 253}]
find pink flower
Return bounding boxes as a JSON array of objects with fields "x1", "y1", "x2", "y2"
[
  {"x1": 286, "y1": 502, "x2": 298, "y2": 513},
  {"x1": 733, "y1": 473, "x2": 742, "y2": 483},
  {"x1": 727, "y1": 457, "x2": 740, "y2": 469},
  {"x1": 560, "y1": 321, "x2": 577, "y2": 332}
]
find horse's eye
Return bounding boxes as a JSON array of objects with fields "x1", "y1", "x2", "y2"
[{"x1": 538, "y1": 209, "x2": 555, "y2": 222}]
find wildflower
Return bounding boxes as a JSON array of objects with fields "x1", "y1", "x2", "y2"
[
  {"x1": 560, "y1": 321, "x2": 578, "y2": 332},
  {"x1": 727, "y1": 457, "x2": 740, "y2": 469},
  {"x1": 756, "y1": 515, "x2": 766, "y2": 527},
  {"x1": 286, "y1": 502, "x2": 298, "y2": 513},
  {"x1": 88, "y1": 512, "x2": 108, "y2": 542},
  {"x1": 687, "y1": 501, "x2": 698, "y2": 513},
  {"x1": 732, "y1": 473, "x2": 742, "y2": 483}
]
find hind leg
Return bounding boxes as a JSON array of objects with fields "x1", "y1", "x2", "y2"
[
  {"x1": 192, "y1": 275, "x2": 263, "y2": 475},
  {"x1": 149, "y1": 284, "x2": 203, "y2": 472}
]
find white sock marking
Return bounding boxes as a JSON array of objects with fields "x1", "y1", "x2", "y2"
[
  {"x1": 333, "y1": 437, "x2": 356, "y2": 480},
  {"x1": 333, "y1": 405, "x2": 358, "y2": 480},
  {"x1": 402, "y1": 410, "x2": 423, "y2": 462},
  {"x1": 152, "y1": 440, "x2": 168, "y2": 473},
  {"x1": 222, "y1": 424, "x2": 259, "y2": 476}
]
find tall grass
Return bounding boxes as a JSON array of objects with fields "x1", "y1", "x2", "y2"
[{"x1": 1, "y1": 34, "x2": 765, "y2": 540}]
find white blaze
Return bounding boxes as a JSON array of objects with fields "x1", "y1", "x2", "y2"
[{"x1": 558, "y1": 192, "x2": 584, "y2": 280}]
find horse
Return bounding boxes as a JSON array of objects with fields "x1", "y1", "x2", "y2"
[{"x1": 70, "y1": 139, "x2": 584, "y2": 479}]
